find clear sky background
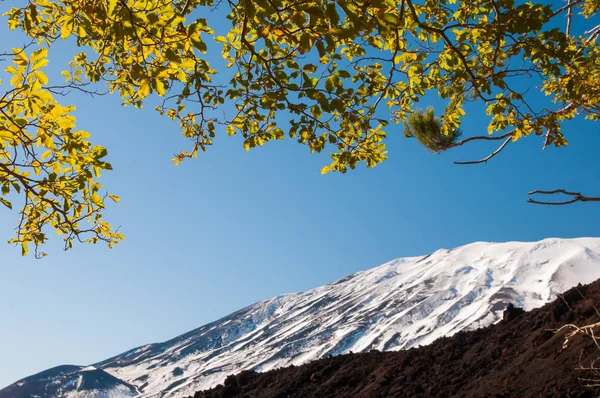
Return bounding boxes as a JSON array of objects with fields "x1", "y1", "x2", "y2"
[{"x1": 1, "y1": 3, "x2": 600, "y2": 389}]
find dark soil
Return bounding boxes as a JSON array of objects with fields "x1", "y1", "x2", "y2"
[{"x1": 192, "y1": 279, "x2": 600, "y2": 398}]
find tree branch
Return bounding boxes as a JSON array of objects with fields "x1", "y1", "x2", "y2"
[
  {"x1": 451, "y1": 130, "x2": 515, "y2": 147},
  {"x1": 551, "y1": 0, "x2": 585, "y2": 17},
  {"x1": 527, "y1": 189, "x2": 600, "y2": 205},
  {"x1": 454, "y1": 135, "x2": 513, "y2": 165},
  {"x1": 567, "y1": 0, "x2": 573, "y2": 36},
  {"x1": 586, "y1": 24, "x2": 600, "y2": 43}
]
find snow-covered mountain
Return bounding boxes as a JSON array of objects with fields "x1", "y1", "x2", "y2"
[
  {"x1": 3, "y1": 237, "x2": 600, "y2": 398},
  {"x1": 0, "y1": 365, "x2": 137, "y2": 398}
]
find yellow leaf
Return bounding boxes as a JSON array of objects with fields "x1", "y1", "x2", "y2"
[
  {"x1": 12, "y1": 48, "x2": 28, "y2": 63},
  {"x1": 33, "y1": 71, "x2": 48, "y2": 85},
  {"x1": 0, "y1": 131, "x2": 14, "y2": 142},
  {"x1": 5, "y1": 65, "x2": 20, "y2": 75},
  {"x1": 139, "y1": 79, "x2": 151, "y2": 98},
  {"x1": 10, "y1": 74, "x2": 22, "y2": 86},
  {"x1": 32, "y1": 59, "x2": 49, "y2": 71},
  {"x1": 90, "y1": 193, "x2": 104, "y2": 207},
  {"x1": 320, "y1": 164, "x2": 333, "y2": 174},
  {"x1": 154, "y1": 79, "x2": 166, "y2": 96},
  {"x1": 107, "y1": 194, "x2": 121, "y2": 203},
  {"x1": 30, "y1": 48, "x2": 48, "y2": 63},
  {"x1": 60, "y1": 21, "x2": 73, "y2": 40},
  {"x1": 107, "y1": 0, "x2": 118, "y2": 14}
]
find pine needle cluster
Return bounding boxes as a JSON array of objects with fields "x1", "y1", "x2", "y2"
[{"x1": 404, "y1": 107, "x2": 462, "y2": 153}]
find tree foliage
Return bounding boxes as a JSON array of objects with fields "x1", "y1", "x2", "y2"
[
  {"x1": 404, "y1": 107, "x2": 462, "y2": 153},
  {"x1": 1, "y1": 0, "x2": 600, "y2": 255}
]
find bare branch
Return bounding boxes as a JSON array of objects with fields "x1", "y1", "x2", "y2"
[
  {"x1": 586, "y1": 24, "x2": 600, "y2": 43},
  {"x1": 554, "y1": 321, "x2": 600, "y2": 350},
  {"x1": 454, "y1": 136, "x2": 512, "y2": 165},
  {"x1": 527, "y1": 189, "x2": 600, "y2": 205},
  {"x1": 567, "y1": 0, "x2": 573, "y2": 36},
  {"x1": 551, "y1": 0, "x2": 585, "y2": 17},
  {"x1": 451, "y1": 130, "x2": 515, "y2": 147}
]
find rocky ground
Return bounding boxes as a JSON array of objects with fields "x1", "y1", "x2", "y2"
[{"x1": 192, "y1": 279, "x2": 600, "y2": 397}]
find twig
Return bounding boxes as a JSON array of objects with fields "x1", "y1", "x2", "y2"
[
  {"x1": 559, "y1": 294, "x2": 574, "y2": 312},
  {"x1": 554, "y1": 321, "x2": 600, "y2": 350}
]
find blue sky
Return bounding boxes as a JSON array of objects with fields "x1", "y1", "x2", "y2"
[{"x1": 1, "y1": 4, "x2": 600, "y2": 389}]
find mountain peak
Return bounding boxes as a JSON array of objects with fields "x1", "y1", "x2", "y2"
[{"x1": 3, "y1": 237, "x2": 600, "y2": 398}]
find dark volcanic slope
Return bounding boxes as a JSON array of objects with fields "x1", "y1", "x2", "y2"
[{"x1": 193, "y1": 279, "x2": 600, "y2": 398}]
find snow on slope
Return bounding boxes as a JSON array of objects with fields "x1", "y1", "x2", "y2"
[{"x1": 3, "y1": 238, "x2": 600, "y2": 398}]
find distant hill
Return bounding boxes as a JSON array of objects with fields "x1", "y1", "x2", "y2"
[{"x1": 0, "y1": 365, "x2": 137, "y2": 398}]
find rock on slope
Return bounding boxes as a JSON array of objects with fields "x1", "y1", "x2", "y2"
[
  {"x1": 193, "y1": 276, "x2": 600, "y2": 398},
  {"x1": 2, "y1": 238, "x2": 600, "y2": 398}
]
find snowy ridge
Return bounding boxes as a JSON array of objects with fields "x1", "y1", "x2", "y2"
[{"x1": 3, "y1": 237, "x2": 600, "y2": 398}]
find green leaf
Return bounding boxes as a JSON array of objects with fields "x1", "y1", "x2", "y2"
[
  {"x1": 381, "y1": 13, "x2": 401, "y2": 26},
  {"x1": 303, "y1": 64, "x2": 318, "y2": 73},
  {"x1": 311, "y1": 105, "x2": 323, "y2": 118},
  {"x1": 325, "y1": 76, "x2": 335, "y2": 92},
  {"x1": 298, "y1": 33, "x2": 314, "y2": 54}
]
